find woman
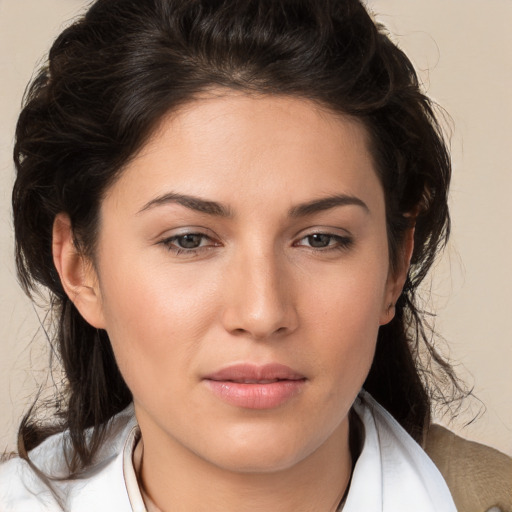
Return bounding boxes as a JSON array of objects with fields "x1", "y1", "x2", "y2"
[{"x1": 0, "y1": 0, "x2": 510, "y2": 511}]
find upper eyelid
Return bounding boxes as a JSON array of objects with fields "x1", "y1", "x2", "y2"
[
  {"x1": 292, "y1": 225, "x2": 353, "y2": 240},
  {"x1": 156, "y1": 226, "x2": 218, "y2": 241},
  {"x1": 167, "y1": 232, "x2": 212, "y2": 239},
  {"x1": 298, "y1": 233, "x2": 349, "y2": 240}
]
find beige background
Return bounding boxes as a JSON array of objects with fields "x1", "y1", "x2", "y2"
[{"x1": 0, "y1": 0, "x2": 511, "y2": 456}]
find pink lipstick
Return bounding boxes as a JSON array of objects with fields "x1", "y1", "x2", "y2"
[{"x1": 203, "y1": 363, "x2": 306, "y2": 409}]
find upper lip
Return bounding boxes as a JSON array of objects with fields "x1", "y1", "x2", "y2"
[{"x1": 204, "y1": 363, "x2": 305, "y2": 383}]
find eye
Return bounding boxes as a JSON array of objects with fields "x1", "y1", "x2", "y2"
[
  {"x1": 158, "y1": 232, "x2": 219, "y2": 255},
  {"x1": 295, "y1": 233, "x2": 353, "y2": 251},
  {"x1": 305, "y1": 234, "x2": 335, "y2": 248},
  {"x1": 173, "y1": 233, "x2": 206, "y2": 249}
]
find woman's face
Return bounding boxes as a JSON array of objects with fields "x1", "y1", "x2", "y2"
[{"x1": 75, "y1": 92, "x2": 405, "y2": 473}]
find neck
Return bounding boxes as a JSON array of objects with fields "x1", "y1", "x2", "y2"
[{"x1": 136, "y1": 418, "x2": 353, "y2": 512}]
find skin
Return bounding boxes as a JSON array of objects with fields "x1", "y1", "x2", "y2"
[{"x1": 53, "y1": 92, "x2": 411, "y2": 512}]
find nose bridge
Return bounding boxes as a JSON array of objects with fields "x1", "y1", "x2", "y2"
[{"x1": 222, "y1": 241, "x2": 297, "y2": 339}]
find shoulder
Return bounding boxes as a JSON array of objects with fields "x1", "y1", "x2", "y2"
[
  {"x1": 425, "y1": 424, "x2": 512, "y2": 512},
  {"x1": 0, "y1": 454, "x2": 61, "y2": 512},
  {"x1": 0, "y1": 404, "x2": 137, "y2": 511}
]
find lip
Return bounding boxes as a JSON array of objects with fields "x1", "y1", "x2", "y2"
[{"x1": 203, "y1": 363, "x2": 306, "y2": 409}]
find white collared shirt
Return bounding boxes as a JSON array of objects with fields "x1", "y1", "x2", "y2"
[{"x1": 0, "y1": 392, "x2": 457, "y2": 511}]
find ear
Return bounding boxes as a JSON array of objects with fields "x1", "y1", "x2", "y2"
[
  {"x1": 379, "y1": 225, "x2": 415, "y2": 325},
  {"x1": 52, "y1": 213, "x2": 106, "y2": 329}
]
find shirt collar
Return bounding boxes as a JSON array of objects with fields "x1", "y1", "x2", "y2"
[{"x1": 120, "y1": 393, "x2": 456, "y2": 512}]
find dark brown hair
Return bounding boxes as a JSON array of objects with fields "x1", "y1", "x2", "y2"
[{"x1": 13, "y1": 0, "x2": 462, "y2": 474}]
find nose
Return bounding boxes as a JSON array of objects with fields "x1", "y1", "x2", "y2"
[{"x1": 221, "y1": 247, "x2": 299, "y2": 340}]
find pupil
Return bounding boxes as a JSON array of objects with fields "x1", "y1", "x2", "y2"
[
  {"x1": 309, "y1": 234, "x2": 330, "y2": 247},
  {"x1": 179, "y1": 234, "x2": 201, "y2": 248}
]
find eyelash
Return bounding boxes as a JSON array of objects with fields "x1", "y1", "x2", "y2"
[
  {"x1": 295, "y1": 233, "x2": 353, "y2": 252},
  {"x1": 158, "y1": 231, "x2": 353, "y2": 257},
  {"x1": 159, "y1": 233, "x2": 219, "y2": 256}
]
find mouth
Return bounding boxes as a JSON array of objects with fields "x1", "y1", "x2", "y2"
[
  {"x1": 221, "y1": 379, "x2": 285, "y2": 384},
  {"x1": 203, "y1": 363, "x2": 306, "y2": 409}
]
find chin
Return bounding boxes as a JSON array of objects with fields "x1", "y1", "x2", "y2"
[
  {"x1": 210, "y1": 447, "x2": 309, "y2": 474},
  {"x1": 198, "y1": 423, "x2": 327, "y2": 475}
]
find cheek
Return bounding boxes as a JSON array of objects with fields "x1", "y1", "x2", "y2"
[
  {"x1": 96, "y1": 253, "x2": 221, "y2": 398},
  {"x1": 303, "y1": 257, "x2": 389, "y2": 330},
  {"x1": 299, "y1": 259, "x2": 388, "y2": 378}
]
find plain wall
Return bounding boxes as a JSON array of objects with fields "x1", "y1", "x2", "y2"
[{"x1": 0, "y1": 0, "x2": 511, "y2": 455}]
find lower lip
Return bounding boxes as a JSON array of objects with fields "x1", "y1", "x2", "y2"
[{"x1": 204, "y1": 379, "x2": 306, "y2": 409}]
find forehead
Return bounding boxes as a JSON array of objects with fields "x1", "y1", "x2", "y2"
[{"x1": 104, "y1": 91, "x2": 382, "y2": 215}]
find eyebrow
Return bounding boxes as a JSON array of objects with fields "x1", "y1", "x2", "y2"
[
  {"x1": 138, "y1": 192, "x2": 232, "y2": 217},
  {"x1": 288, "y1": 194, "x2": 369, "y2": 217},
  {"x1": 138, "y1": 192, "x2": 368, "y2": 217}
]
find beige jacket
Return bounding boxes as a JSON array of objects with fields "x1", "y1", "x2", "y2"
[{"x1": 425, "y1": 425, "x2": 512, "y2": 512}]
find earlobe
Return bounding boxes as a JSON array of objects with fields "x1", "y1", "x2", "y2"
[
  {"x1": 379, "y1": 225, "x2": 415, "y2": 326},
  {"x1": 52, "y1": 213, "x2": 106, "y2": 328}
]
